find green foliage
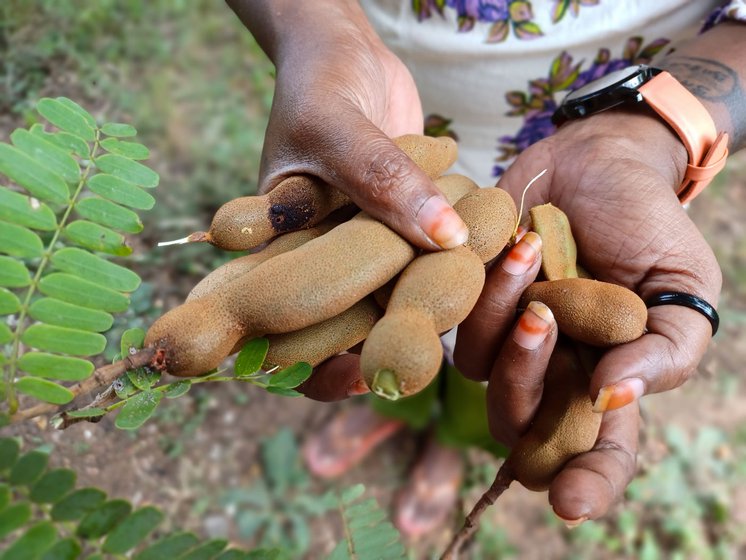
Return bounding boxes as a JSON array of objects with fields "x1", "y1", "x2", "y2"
[{"x1": 0, "y1": 97, "x2": 155, "y2": 417}]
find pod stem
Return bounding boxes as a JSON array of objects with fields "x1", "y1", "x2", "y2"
[
  {"x1": 371, "y1": 369, "x2": 402, "y2": 401},
  {"x1": 440, "y1": 462, "x2": 514, "y2": 560},
  {"x1": 511, "y1": 168, "x2": 548, "y2": 243},
  {"x1": 157, "y1": 231, "x2": 210, "y2": 247}
]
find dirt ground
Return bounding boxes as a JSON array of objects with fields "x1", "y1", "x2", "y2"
[{"x1": 4, "y1": 151, "x2": 746, "y2": 559}]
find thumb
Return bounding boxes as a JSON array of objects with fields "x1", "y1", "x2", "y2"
[{"x1": 320, "y1": 116, "x2": 469, "y2": 250}]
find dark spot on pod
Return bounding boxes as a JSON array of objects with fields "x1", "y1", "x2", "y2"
[{"x1": 269, "y1": 203, "x2": 315, "y2": 233}]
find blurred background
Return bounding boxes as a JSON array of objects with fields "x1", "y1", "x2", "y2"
[{"x1": 2, "y1": 1, "x2": 745, "y2": 558}]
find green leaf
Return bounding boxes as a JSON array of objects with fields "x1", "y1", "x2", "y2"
[
  {"x1": 164, "y1": 381, "x2": 191, "y2": 399},
  {"x1": 134, "y1": 532, "x2": 199, "y2": 560},
  {"x1": 30, "y1": 125, "x2": 90, "y2": 159},
  {"x1": 0, "y1": 323, "x2": 11, "y2": 345},
  {"x1": 18, "y1": 353, "x2": 94, "y2": 381},
  {"x1": 30, "y1": 469, "x2": 77, "y2": 503},
  {"x1": 52, "y1": 247, "x2": 141, "y2": 292},
  {"x1": 87, "y1": 174, "x2": 156, "y2": 210},
  {"x1": 0, "y1": 521, "x2": 56, "y2": 560},
  {"x1": 0, "y1": 503, "x2": 32, "y2": 540},
  {"x1": 0, "y1": 256, "x2": 31, "y2": 287},
  {"x1": 100, "y1": 138, "x2": 150, "y2": 160},
  {"x1": 75, "y1": 197, "x2": 143, "y2": 234},
  {"x1": 0, "y1": 288, "x2": 21, "y2": 315},
  {"x1": 16, "y1": 377, "x2": 75, "y2": 404},
  {"x1": 29, "y1": 298, "x2": 113, "y2": 332},
  {"x1": 115, "y1": 390, "x2": 163, "y2": 430},
  {"x1": 178, "y1": 539, "x2": 228, "y2": 560},
  {"x1": 0, "y1": 438, "x2": 20, "y2": 471},
  {"x1": 56, "y1": 97, "x2": 96, "y2": 128},
  {"x1": 63, "y1": 220, "x2": 132, "y2": 256},
  {"x1": 11, "y1": 129, "x2": 80, "y2": 184},
  {"x1": 9, "y1": 450, "x2": 50, "y2": 486},
  {"x1": 37, "y1": 98, "x2": 96, "y2": 142},
  {"x1": 0, "y1": 485, "x2": 9, "y2": 510},
  {"x1": 22, "y1": 324, "x2": 107, "y2": 356},
  {"x1": 268, "y1": 362, "x2": 312, "y2": 389},
  {"x1": 0, "y1": 143, "x2": 69, "y2": 205},
  {"x1": 40, "y1": 538, "x2": 82, "y2": 560},
  {"x1": 51, "y1": 488, "x2": 106, "y2": 521},
  {"x1": 0, "y1": 221, "x2": 45, "y2": 259},
  {"x1": 76, "y1": 499, "x2": 132, "y2": 539},
  {"x1": 62, "y1": 407, "x2": 106, "y2": 419},
  {"x1": 103, "y1": 506, "x2": 164, "y2": 554},
  {"x1": 94, "y1": 155, "x2": 158, "y2": 188},
  {"x1": 0, "y1": 188, "x2": 57, "y2": 231},
  {"x1": 101, "y1": 123, "x2": 137, "y2": 138},
  {"x1": 235, "y1": 338, "x2": 269, "y2": 377},
  {"x1": 113, "y1": 374, "x2": 138, "y2": 399},
  {"x1": 126, "y1": 368, "x2": 160, "y2": 391},
  {"x1": 39, "y1": 272, "x2": 130, "y2": 312},
  {"x1": 121, "y1": 327, "x2": 146, "y2": 356},
  {"x1": 265, "y1": 386, "x2": 303, "y2": 398}
]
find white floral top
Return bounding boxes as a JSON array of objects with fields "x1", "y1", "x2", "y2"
[{"x1": 360, "y1": 0, "x2": 746, "y2": 185}]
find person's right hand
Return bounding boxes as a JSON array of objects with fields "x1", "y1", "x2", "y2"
[{"x1": 257, "y1": 8, "x2": 468, "y2": 251}]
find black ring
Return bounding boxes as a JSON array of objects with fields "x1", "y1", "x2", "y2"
[{"x1": 645, "y1": 292, "x2": 719, "y2": 336}]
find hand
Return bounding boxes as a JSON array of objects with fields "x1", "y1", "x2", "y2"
[
  {"x1": 455, "y1": 108, "x2": 722, "y2": 521},
  {"x1": 258, "y1": 12, "x2": 467, "y2": 250}
]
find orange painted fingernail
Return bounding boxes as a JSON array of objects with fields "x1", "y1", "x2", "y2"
[
  {"x1": 513, "y1": 301, "x2": 554, "y2": 350},
  {"x1": 593, "y1": 377, "x2": 645, "y2": 413},
  {"x1": 554, "y1": 513, "x2": 588, "y2": 529},
  {"x1": 417, "y1": 196, "x2": 469, "y2": 249},
  {"x1": 347, "y1": 379, "x2": 370, "y2": 396},
  {"x1": 502, "y1": 231, "x2": 541, "y2": 276}
]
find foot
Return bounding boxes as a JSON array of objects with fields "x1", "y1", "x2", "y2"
[
  {"x1": 302, "y1": 406, "x2": 405, "y2": 479},
  {"x1": 393, "y1": 439, "x2": 464, "y2": 540}
]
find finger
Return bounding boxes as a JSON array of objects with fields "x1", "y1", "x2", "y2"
[
  {"x1": 454, "y1": 231, "x2": 543, "y2": 381},
  {"x1": 297, "y1": 354, "x2": 368, "y2": 402},
  {"x1": 263, "y1": 110, "x2": 468, "y2": 251},
  {"x1": 485, "y1": 301, "x2": 558, "y2": 446},
  {"x1": 549, "y1": 402, "x2": 639, "y2": 524}
]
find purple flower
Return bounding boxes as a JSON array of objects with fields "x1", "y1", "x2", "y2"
[{"x1": 446, "y1": 0, "x2": 509, "y2": 22}]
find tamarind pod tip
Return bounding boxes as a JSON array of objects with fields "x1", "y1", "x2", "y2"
[
  {"x1": 157, "y1": 234, "x2": 200, "y2": 247},
  {"x1": 371, "y1": 369, "x2": 402, "y2": 401}
]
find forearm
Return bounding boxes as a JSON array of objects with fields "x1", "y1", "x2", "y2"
[
  {"x1": 659, "y1": 22, "x2": 746, "y2": 151},
  {"x1": 224, "y1": 0, "x2": 380, "y2": 66}
]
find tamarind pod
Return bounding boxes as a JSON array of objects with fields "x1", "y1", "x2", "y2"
[
  {"x1": 434, "y1": 173, "x2": 479, "y2": 202},
  {"x1": 506, "y1": 341, "x2": 602, "y2": 491},
  {"x1": 264, "y1": 297, "x2": 382, "y2": 368},
  {"x1": 519, "y1": 278, "x2": 647, "y2": 346},
  {"x1": 453, "y1": 188, "x2": 518, "y2": 263},
  {"x1": 529, "y1": 203, "x2": 578, "y2": 280},
  {"x1": 187, "y1": 224, "x2": 336, "y2": 301},
  {"x1": 198, "y1": 135, "x2": 458, "y2": 251},
  {"x1": 360, "y1": 245, "x2": 486, "y2": 399}
]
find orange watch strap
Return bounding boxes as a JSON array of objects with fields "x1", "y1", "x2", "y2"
[{"x1": 638, "y1": 71, "x2": 729, "y2": 204}]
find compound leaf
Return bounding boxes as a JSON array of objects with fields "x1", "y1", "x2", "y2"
[
  {"x1": 15, "y1": 377, "x2": 75, "y2": 405},
  {"x1": 18, "y1": 353, "x2": 93, "y2": 381}
]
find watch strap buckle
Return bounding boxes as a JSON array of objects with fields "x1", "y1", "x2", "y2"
[{"x1": 678, "y1": 131, "x2": 729, "y2": 204}]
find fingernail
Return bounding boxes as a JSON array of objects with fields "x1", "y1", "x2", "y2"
[
  {"x1": 347, "y1": 379, "x2": 370, "y2": 396},
  {"x1": 502, "y1": 231, "x2": 542, "y2": 276},
  {"x1": 513, "y1": 301, "x2": 554, "y2": 350},
  {"x1": 554, "y1": 513, "x2": 588, "y2": 529},
  {"x1": 593, "y1": 377, "x2": 645, "y2": 413},
  {"x1": 417, "y1": 196, "x2": 469, "y2": 249},
  {"x1": 514, "y1": 223, "x2": 529, "y2": 243}
]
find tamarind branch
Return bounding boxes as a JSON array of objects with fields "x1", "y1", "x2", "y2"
[
  {"x1": 440, "y1": 463, "x2": 514, "y2": 560},
  {"x1": 9, "y1": 346, "x2": 160, "y2": 425}
]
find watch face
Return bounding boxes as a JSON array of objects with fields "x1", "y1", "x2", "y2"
[{"x1": 565, "y1": 64, "x2": 649, "y2": 103}]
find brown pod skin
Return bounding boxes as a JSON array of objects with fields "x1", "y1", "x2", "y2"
[
  {"x1": 360, "y1": 246, "x2": 485, "y2": 399},
  {"x1": 520, "y1": 278, "x2": 647, "y2": 346},
  {"x1": 264, "y1": 297, "x2": 382, "y2": 368},
  {"x1": 202, "y1": 134, "x2": 457, "y2": 251},
  {"x1": 187, "y1": 224, "x2": 334, "y2": 301},
  {"x1": 529, "y1": 203, "x2": 578, "y2": 280},
  {"x1": 506, "y1": 342, "x2": 602, "y2": 491},
  {"x1": 453, "y1": 188, "x2": 517, "y2": 263}
]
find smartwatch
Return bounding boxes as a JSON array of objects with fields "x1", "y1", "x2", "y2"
[{"x1": 551, "y1": 64, "x2": 729, "y2": 203}]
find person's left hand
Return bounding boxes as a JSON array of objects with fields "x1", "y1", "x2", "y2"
[{"x1": 455, "y1": 107, "x2": 722, "y2": 523}]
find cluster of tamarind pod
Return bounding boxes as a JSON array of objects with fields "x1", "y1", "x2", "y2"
[{"x1": 145, "y1": 134, "x2": 649, "y2": 555}]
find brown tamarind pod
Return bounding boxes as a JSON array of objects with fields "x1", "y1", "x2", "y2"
[
  {"x1": 506, "y1": 341, "x2": 602, "y2": 491},
  {"x1": 183, "y1": 134, "x2": 458, "y2": 252},
  {"x1": 519, "y1": 278, "x2": 647, "y2": 346},
  {"x1": 360, "y1": 245, "x2": 485, "y2": 399},
  {"x1": 529, "y1": 203, "x2": 578, "y2": 280},
  {"x1": 453, "y1": 187, "x2": 517, "y2": 263},
  {"x1": 264, "y1": 297, "x2": 382, "y2": 368}
]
